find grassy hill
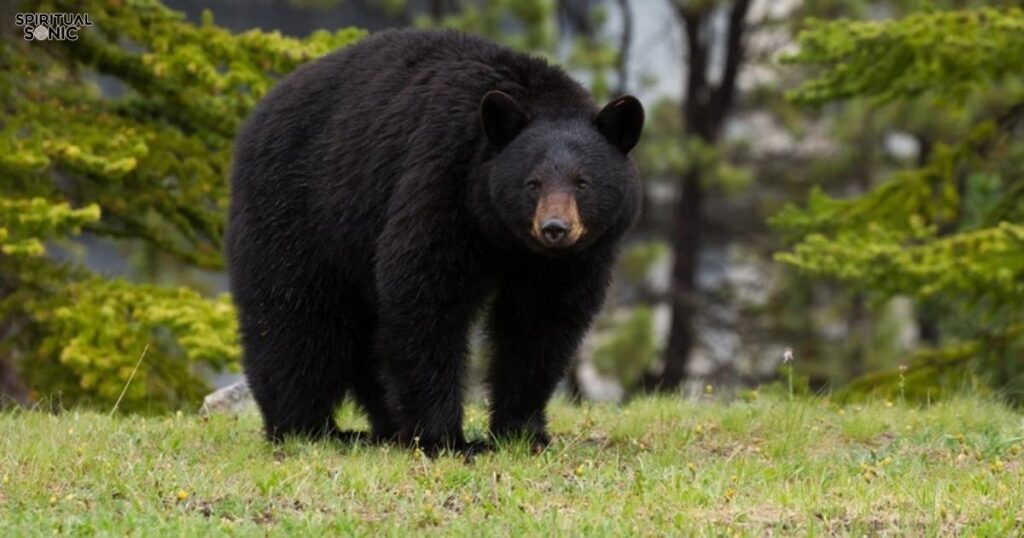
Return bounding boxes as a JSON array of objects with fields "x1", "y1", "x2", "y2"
[{"x1": 2, "y1": 395, "x2": 1022, "y2": 535}]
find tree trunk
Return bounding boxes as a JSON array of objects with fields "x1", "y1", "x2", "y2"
[
  {"x1": 913, "y1": 135, "x2": 940, "y2": 346},
  {"x1": 0, "y1": 357, "x2": 29, "y2": 407},
  {"x1": 0, "y1": 317, "x2": 29, "y2": 407},
  {"x1": 645, "y1": 0, "x2": 750, "y2": 392},
  {"x1": 846, "y1": 110, "x2": 876, "y2": 377},
  {"x1": 613, "y1": 0, "x2": 633, "y2": 96},
  {"x1": 429, "y1": 0, "x2": 441, "y2": 20},
  {"x1": 846, "y1": 294, "x2": 868, "y2": 379},
  {"x1": 656, "y1": 167, "x2": 703, "y2": 389}
]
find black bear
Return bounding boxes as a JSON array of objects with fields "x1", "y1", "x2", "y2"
[{"x1": 226, "y1": 29, "x2": 643, "y2": 453}]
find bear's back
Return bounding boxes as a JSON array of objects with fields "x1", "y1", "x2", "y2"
[
  {"x1": 232, "y1": 29, "x2": 592, "y2": 196},
  {"x1": 228, "y1": 30, "x2": 594, "y2": 292}
]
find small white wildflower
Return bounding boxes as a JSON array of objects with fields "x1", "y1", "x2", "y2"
[{"x1": 782, "y1": 348, "x2": 794, "y2": 364}]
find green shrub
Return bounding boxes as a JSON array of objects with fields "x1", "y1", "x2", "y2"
[{"x1": 0, "y1": 0, "x2": 364, "y2": 410}]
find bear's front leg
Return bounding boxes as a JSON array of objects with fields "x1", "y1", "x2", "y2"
[
  {"x1": 373, "y1": 209, "x2": 491, "y2": 456},
  {"x1": 487, "y1": 252, "x2": 614, "y2": 450},
  {"x1": 375, "y1": 309, "x2": 477, "y2": 455}
]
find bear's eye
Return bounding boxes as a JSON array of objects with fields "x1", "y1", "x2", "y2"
[
  {"x1": 576, "y1": 178, "x2": 590, "y2": 191},
  {"x1": 526, "y1": 179, "x2": 541, "y2": 191}
]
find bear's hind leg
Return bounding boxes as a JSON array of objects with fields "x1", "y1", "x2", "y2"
[
  {"x1": 240, "y1": 302, "x2": 356, "y2": 442},
  {"x1": 347, "y1": 310, "x2": 401, "y2": 443}
]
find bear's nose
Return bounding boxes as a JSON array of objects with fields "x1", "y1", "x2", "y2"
[{"x1": 540, "y1": 219, "x2": 569, "y2": 245}]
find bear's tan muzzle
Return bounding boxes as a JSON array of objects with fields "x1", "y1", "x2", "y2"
[{"x1": 531, "y1": 191, "x2": 586, "y2": 248}]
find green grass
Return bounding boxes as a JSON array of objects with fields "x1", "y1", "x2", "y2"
[{"x1": 2, "y1": 395, "x2": 1023, "y2": 536}]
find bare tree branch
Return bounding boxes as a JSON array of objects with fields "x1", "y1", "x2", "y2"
[
  {"x1": 558, "y1": 0, "x2": 596, "y2": 35},
  {"x1": 711, "y1": 0, "x2": 752, "y2": 127},
  {"x1": 678, "y1": 6, "x2": 712, "y2": 140},
  {"x1": 614, "y1": 0, "x2": 633, "y2": 95}
]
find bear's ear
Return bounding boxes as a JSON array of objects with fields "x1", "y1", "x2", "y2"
[
  {"x1": 595, "y1": 95, "x2": 644, "y2": 154},
  {"x1": 480, "y1": 90, "x2": 529, "y2": 147}
]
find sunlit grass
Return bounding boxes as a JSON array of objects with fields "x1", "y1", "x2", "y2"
[{"x1": 1, "y1": 395, "x2": 1022, "y2": 535}]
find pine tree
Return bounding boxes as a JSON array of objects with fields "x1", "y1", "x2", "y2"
[
  {"x1": 773, "y1": 6, "x2": 1024, "y2": 401},
  {"x1": 0, "y1": 0, "x2": 363, "y2": 410}
]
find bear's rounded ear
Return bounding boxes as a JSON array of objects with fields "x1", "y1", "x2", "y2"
[
  {"x1": 595, "y1": 95, "x2": 644, "y2": 154},
  {"x1": 480, "y1": 90, "x2": 529, "y2": 148}
]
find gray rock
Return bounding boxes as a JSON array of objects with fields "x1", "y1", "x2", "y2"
[{"x1": 200, "y1": 380, "x2": 254, "y2": 416}]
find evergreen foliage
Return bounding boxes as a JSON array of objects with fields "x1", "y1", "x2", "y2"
[
  {"x1": 774, "y1": 6, "x2": 1024, "y2": 401},
  {"x1": 0, "y1": 0, "x2": 364, "y2": 410}
]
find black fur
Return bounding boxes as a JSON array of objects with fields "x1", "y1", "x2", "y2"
[{"x1": 226, "y1": 29, "x2": 644, "y2": 453}]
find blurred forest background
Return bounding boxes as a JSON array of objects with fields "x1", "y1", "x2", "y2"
[{"x1": 1, "y1": 0, "x2": 1021, "y2": 413}]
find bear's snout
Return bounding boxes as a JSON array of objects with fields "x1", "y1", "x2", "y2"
[
  {"x1": 531, "y1": 190, "x2": 586, "y2": 248},
  {"x1": 540, "y1": 218, "x2": 569, "y2": 245}
]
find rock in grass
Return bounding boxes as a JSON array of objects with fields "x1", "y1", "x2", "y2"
[{"x1": 200, "y1": 380, "x2": 253, "y2": 416}]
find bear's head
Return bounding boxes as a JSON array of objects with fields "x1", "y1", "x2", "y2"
[{"x1": 479, "y1": 90, "x2": 644, "y2": 255}]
